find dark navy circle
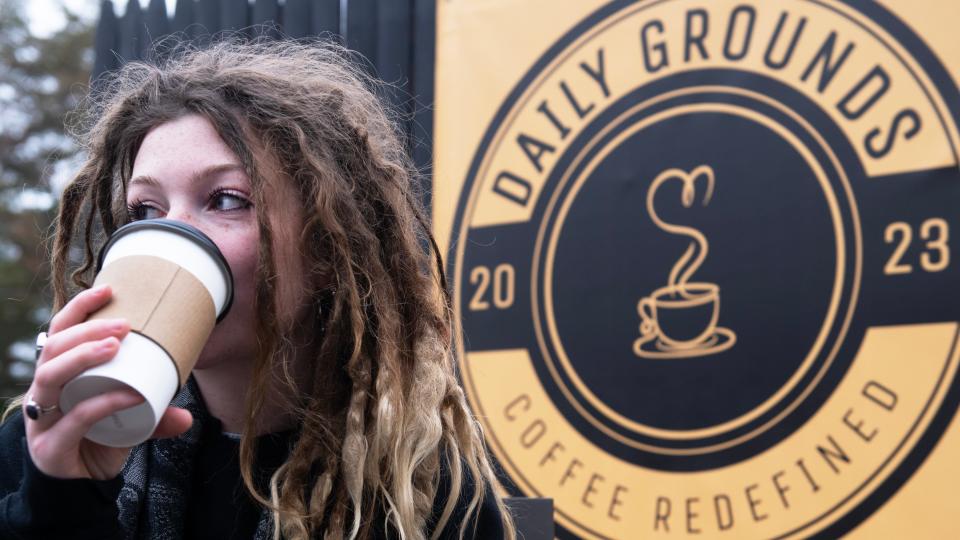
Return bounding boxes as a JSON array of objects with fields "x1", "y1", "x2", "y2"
[
  {"x1": 548, "y1": 109, "x2": 836, "y2": 431},
  {"x1": 528, "y1": 71, "x2": 862, "y2": 469}
]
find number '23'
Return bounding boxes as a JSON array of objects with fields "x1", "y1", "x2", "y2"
[{"x1": 884, "y1": 218, "x2": 950, "y2": 275}]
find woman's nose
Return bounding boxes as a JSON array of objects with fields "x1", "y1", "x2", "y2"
[
  {"x1": 163, "y1": 207, "x2": 199, "y2": 229},
  {"x1": 162, "y1": 208, "x2": 221, "y2": 247}
]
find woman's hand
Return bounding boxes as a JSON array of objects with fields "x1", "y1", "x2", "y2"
[{"x1": 23, "y1": 285, "x2": 194, "y2": 481}]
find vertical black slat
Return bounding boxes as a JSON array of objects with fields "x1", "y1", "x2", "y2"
[
  {"x1": 145, "y1": 0, "x2": 170, "y2": 39},
  {"x1": 221, "y1": 0, "x2": 250, "y2": 34},
  {"x1": 311, "y1": 0, "x2": 340, "y2": 39},
  {"x1": 345, "y1": 0, "x2": 377, "y2": 71},
  {"x1": 410, "y1": 0, "x2": 436, "y2": 215},
  {"x1": 284, "y1": 0, "x2": 310, "y2": 38},
  {"x1": 196, "y1": 0, "x2": 221, "y2": 40},
  {"x1": 375, "y1": 0, "x2": 412, "y2": 143},
  {"x1": 119, "y1": 0, "x2": 147, "y2": 61},
  {"x1": 252, "y1": 0, "x2": 281, "y2": 38},
  {"x1": 93, "y1": 0, "x2": 118, "y2": 80},
  {"x1": 172, "y1": 0, "x2": 197, "y2": 39}
]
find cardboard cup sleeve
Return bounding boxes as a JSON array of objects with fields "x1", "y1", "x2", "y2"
[{"x1": 59, "y1": 220, "x2": 233, "y2": 447}]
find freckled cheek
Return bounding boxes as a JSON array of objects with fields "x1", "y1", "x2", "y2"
[
  {"x1": 226, "y1": 246, "x2": 259, "y2": 296},
  {"x1": 209, "y1": 231, "x2": 259, "y2": 297},
  {"x1": 213, "y1": 244, "x2": 259, "y2": 339}
]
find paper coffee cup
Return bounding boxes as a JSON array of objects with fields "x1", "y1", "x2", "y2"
[{"x1": 60, "y1": 219, "x2": 233, "y2": 447}]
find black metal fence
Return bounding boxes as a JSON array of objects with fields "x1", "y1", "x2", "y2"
[{"x1": 93, "y1": 0, "x2": 436, "y2": 207}]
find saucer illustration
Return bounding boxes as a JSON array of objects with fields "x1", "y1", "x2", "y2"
[{"x1": 634, "y1": 327, "x2": 737, "y2": 359}]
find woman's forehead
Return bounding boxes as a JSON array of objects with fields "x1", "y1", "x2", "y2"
[
  {"x1": 134, "y1": 115, "x2": 239, "y2": 164},
  {"x1": 130, "y1": 115, "x2": 249, "y2": 188}
]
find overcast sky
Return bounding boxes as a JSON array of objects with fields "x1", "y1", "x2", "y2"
[{"x1": 25, "y1": 0, "x2": 179, "y2": 38}]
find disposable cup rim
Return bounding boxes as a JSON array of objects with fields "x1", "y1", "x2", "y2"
[{"x1": 96, "y1": 219, "x2": 234, "y2": 322}]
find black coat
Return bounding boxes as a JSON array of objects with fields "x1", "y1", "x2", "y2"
[{"x1": 0, "y1": 386, "x2": 504, "y2": 539}]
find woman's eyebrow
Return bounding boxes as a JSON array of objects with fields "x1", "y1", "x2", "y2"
[
  {"x1": 127, "y1": 175, "x2": 162, "y2": 189},
  {"x1": 129, "y1": 163, "x2": 246, "y2": 189},
  {"x1": 190, "y1": 163, "x2": 247, "y2": 182}
]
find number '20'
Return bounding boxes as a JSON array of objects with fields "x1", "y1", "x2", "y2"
[{"x1": 469, "y1": 264, "x2": 516, "y2": 310}]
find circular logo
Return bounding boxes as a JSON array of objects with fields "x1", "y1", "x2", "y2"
[{"x1": 451, "y1": 1, "x2": 960, "y2": 538}]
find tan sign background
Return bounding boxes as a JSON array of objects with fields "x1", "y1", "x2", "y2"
[{"x1": 434, "y1": 1, "x2": 960, "y2": 537}]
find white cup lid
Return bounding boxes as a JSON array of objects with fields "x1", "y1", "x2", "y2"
[{"x1": 97, "y1": 219, "x2": 234, "y2": 320}]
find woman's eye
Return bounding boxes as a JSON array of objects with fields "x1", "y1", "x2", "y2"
[
  {"x1": 126, "y1": 203, "x2": 162, "y2": 221},
  {"x1": 210, "y1": 191, "x2": 252, "y2": 212}
]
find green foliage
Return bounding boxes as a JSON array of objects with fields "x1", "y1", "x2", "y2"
[{"x1": 0, "y1": 0, "x2": 94, "y2": 400}]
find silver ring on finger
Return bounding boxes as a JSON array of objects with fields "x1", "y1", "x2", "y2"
[
  {"x1": 24, "y1": 393, "x2": 58, "y2": 420},
  {"x1": 35, "y1": 331, "x2": 47, "y2": 362}
]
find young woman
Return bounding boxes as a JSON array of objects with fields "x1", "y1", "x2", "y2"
[{"x1": 0, "y1": 38, "x2": 515, "y2": 539}]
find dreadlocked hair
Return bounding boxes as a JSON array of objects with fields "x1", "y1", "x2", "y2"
[{"x1": 37, "y1": 36, "x2": 516, "y2": 539}]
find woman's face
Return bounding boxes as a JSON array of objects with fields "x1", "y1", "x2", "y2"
[{"x1": 127, "y1": 113, "x2": 303, "y2": 371}]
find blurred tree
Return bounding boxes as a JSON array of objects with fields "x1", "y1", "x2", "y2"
[{"x1": 0, "y1": 0, "x2": 94, "y2": 401}]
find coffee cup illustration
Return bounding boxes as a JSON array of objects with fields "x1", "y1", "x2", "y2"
[
  {"x1": 59, "y1": 219, "x2": 233, "y2": 447},
  {"x1": 633, "y1": 166, "x2": 736, "y2": 359}
]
